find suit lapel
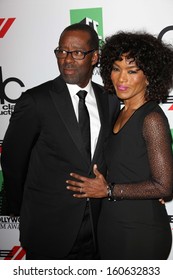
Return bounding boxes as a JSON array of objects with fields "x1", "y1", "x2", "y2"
[
  {"x1": 91, "y1": 82, "x2": 108, "y2": 165},
  {"x1": 50, "y1": 76, "x2": 90, "y2": 165}
]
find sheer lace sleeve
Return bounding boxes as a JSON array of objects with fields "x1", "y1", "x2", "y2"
[{"x1": 112, "y1": 111, "x2": 173, "y2": 199}]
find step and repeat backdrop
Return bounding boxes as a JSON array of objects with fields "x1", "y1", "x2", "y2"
[{"x1": 0, "y1": 0, "x2": 173, "y2": 260}]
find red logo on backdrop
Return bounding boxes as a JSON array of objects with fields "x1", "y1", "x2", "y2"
[
  {"x1": 0, "y1": 18, "x2": 16, "y2": 38},
  {"x1": 168, "y1": 104, "x2": 173, "y2": 110},
  {"x1": 0, "y1": 246, "x2": 26, "y2": 260}
]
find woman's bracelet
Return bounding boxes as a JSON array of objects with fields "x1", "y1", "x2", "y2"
[{"x1": 106, "y1": 183, "x2": 116, "y2": 201}]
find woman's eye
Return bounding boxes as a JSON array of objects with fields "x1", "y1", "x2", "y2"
[
  {"x1": 128, "y1": 70, "x2": 137, "y2": 74},
  {"x1": 112, "y1": 66, "x2": 119, "y2": 71},
  {"x1": 128, "y1": 68, "x2": 141, "y2": 74}
]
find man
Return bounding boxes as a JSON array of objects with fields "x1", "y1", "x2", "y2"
[{"x1": 1, "y1": 23, "x2": 119, "y2": 259}]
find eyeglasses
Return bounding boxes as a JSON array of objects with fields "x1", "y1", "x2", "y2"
[{"x1": 54, "y1": 48, "x2": 95, "y2": 60}]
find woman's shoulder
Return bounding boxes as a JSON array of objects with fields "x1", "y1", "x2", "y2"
[
  {"x1": 129, "y1": 101, "x2": 168, "y2": 132},
  {"x1": 135, "y1": 101, "x2": 165, "y2": 119},
  {"x1": 142, "y1": 102, "x2": 170, "y2": 134}
]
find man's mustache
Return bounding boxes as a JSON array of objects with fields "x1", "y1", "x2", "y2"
[{"x1": 63, "y1": 64, "x2": 77, "y2": 69}]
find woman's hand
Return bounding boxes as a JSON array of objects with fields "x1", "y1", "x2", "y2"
[{"x1": 66, "y1": 164, "x2": 108, "y2": 198}]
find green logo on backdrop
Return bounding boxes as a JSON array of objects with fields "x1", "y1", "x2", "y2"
[{"x1": 70, "y1": 7, "x2": 104, "y2": 45}]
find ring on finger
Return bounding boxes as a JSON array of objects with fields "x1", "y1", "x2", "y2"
[{"x1": 80, "y1": 187, "x2": 83, "y2": 193}]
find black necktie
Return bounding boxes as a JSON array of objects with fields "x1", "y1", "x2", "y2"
[{"x1": 77, "y1": 90, "x2": 91, "y2": 161}]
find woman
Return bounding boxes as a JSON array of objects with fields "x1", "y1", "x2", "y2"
[{"x1": 67, "y1": 31, "x2": 173, "y2": 259}]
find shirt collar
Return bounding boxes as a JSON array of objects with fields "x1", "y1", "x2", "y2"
[{"x1": 66, "y1": 80, "x2": 92, "y2": 98}]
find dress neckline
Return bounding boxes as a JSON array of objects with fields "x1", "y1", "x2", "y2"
[{"x1": 113, "y1": 101, "x2": 152, "y2": 135}]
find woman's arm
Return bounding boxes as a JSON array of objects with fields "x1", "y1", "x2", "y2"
[{"x1": 67, "y1": 111, "x2": 173, "y2": 200}]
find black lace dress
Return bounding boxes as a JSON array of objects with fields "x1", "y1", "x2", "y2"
[{"x1": 98, "y1": 101, "x2": 173, "y2": 259}]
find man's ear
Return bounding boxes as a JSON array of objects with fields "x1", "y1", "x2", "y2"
[{"x1": 91, "y1": 51, "x2": 99, "y2": 66}]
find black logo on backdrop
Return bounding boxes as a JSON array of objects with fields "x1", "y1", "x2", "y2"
[
  {"x1": 158, "y1": 25, "x2": 173, "y2": 41},
  {"x1": 169, "y1": 215, "x2": 173, "y2": 223},
  {"x1": 0, "y1": 66, "x2": 25, "y2": 105}
]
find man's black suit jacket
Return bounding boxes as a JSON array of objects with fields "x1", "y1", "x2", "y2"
[{"x1": 1, "y1": 75, "x2": 119, "y2": 258}]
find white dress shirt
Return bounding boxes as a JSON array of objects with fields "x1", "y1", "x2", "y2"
[{"x1": 66, "y1": 81, "x2": 101, "y2": 159}]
